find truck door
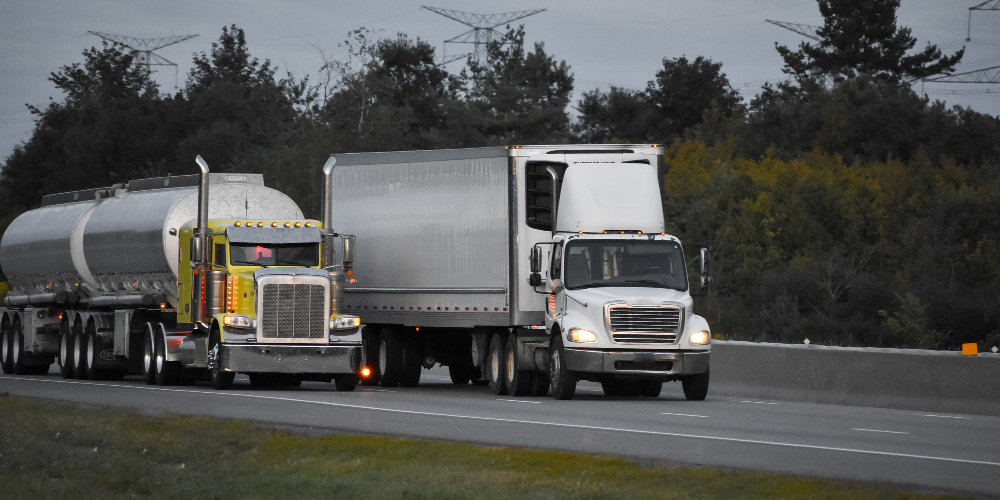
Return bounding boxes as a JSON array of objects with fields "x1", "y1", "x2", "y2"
[{"x1": 544, "y1": 241, "x2": 565, "y2": 333}]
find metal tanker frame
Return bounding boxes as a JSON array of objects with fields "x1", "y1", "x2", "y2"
[{"x1": 0, "y1": 161, "x2": 363, "y2": 391}]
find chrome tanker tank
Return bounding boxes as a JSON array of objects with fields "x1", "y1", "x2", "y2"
[{"x1": 0, "y1": 173, "x2": 303, "y2": 306}]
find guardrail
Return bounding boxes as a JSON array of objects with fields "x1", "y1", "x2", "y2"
[{"x1": 710, "y1": 340, "x2": 1000, "y2": 416}]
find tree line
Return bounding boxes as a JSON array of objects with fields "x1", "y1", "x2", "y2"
[{"x1": 2, "y1": 0, "x2": 999, "y2": 350}]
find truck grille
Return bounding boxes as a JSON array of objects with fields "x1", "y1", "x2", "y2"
[
  {"x1": 607, "y1": 305, "x2": 682, "y2": 344},
  {"x1": 259, "y1": 283, "x2": 327, "y2": 342}
]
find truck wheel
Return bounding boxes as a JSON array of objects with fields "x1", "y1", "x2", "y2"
[
  {"x1": 58, "y1": 323, "x2": 74, "y2": 379},
  {"x1": 361, "y1": 326, "x2": 381, "y2": 386},
  {"x1": 448, "y1": 363, "x2": 473, "y2": 385},
  {"x1": 488, "y1": 333, "x2": 508, "y2": 396},
  {"x1": 141, "y1": 324, "x2": 157, "y2": 385},
  {"x1": 504, "y1": 336, "x2": 533, "y2": 396},
  {"x1": 84, "y1": 325, "x2": 107, "y2": 381},
  {"x1": 10, "y1": 321, "x2": 28, "y2": 375},
  {"x1": 549, "y1": 335, "x2": 577, "y2": 400},
  {"x1": 209, "y1": 330, "x2": 234, "y2": 390},
  {"x1": 72, "y1": 324, "x2": 88, "y2": 380},
  {"x1": 682, "y1": 369, "x2": 710, "y2": 401},
  {"x1": 154, "y1": 330, "x2": 180, "y2": 386},
  {"x1": 378, "y1": 328, "x2": 404, "y2": 387},
  {"x1": 640, "y1": 380, "x2": 663, "y2": 398},
  {"x1": 400, "y1": 333, "x2": 422, "y2": 387},
  {"x1": 1, "y1": 321, "x2": 12, "y2": 374},
  {"x1": 334, "y1": 373, "x2": 359, "y2": 392},
  {"x1": 530, "y1": 372, "x2": 550, "y2": 397},
  {"x1": 601, "y1": 379, "x2": 641, "y2": 397}
]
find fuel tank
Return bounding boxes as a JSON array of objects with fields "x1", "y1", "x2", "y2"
[{"x1": 0, "y1": 173, "x2": 303, "y2": 305}]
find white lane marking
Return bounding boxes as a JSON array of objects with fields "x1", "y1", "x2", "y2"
[
  {"x1": 739, "y1": 400, "x2": 778, "y2": 405},
  {"x1": 5, "y1": 376, "x2": 1000, "y2": 468},
  {"x1": 921, "y1": 414, "x2": 969, "y2": 420},
  {"x1": 661, "y1": 412, "x2": 708, "y2": 418},
  {"x1": 852, "y1": 428, "x2": 910, "y2": 435},
  {"x1": 499, "y1": 399, "x2": 542, "y2": 404}
]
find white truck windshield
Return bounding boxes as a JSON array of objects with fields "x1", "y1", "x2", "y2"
[
  {"x1": 230, "y1": 243, "x2": 320, "y2": 267},
  {"x1": 563, "y1": 239, "x2": 687, "y2": 291}
]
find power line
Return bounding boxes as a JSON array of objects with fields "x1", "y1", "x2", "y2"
[{"x1": 422, "y1": 6, "x2": 546, "y2": 65}]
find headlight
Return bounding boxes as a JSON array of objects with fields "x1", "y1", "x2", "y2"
[
  {"x1": 689, "y1": 330, "x2": 710, "y2": 345},
  {"x1": 331, "y1": 315, "x2": 361, "y2": 330},
  {"x1": 567, "y1": 328, "x2": 598, "y2": 343},
  {"x1": 223, "y1": 314, "x2": 254, "y2": 329}
]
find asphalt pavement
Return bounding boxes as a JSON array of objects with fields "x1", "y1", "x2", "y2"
[{"x1": 2, "y1": 366, "x2": 998, "y2": 497}]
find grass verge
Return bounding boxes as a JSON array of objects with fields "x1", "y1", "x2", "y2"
[{"x1": 0, "y1": 393, "x2": 968, "y2": 499}]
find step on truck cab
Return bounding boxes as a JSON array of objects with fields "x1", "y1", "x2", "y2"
[
  {"x1": 328, "y1": 145, "x2": 712, "y2": 400},
  {"x1": 0, "y1": 157, "x2": 363, "y2": 390}
]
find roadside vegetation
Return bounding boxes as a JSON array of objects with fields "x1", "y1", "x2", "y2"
[
  {"x1": 1, "y1": 0, "x2": 998, "y2": 350},
  {"x1": 0, "y1": 394, "x2": 969, "y2": 499}
]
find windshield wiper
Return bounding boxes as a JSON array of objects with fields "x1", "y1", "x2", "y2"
[{"x1": 621, "y1": 279, "x2": 680, "y2": 289}]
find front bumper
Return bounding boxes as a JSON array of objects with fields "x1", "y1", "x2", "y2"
[
  {"x1": 219, "y1": 343, "x2": 362, "y2": 374},
  {"x1": 564, "y1": 347, "x2": 710, "y2": 379}
]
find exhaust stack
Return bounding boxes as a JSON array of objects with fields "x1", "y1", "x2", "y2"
[{"x1": 192, "y1": 155, "x2": 210, "y2": 323}]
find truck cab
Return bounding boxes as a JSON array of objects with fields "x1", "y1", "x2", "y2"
[{"x1": 528, "y1": 154, "x2": 711, "y2": 400}]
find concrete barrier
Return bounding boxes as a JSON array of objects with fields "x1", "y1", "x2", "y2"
[{"x1": 709, "y1": 340, "x2": 1000, "y2": 416}]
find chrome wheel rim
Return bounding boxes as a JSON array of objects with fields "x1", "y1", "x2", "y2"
[
  {"x1": 59, "y1": 334, "x2": 68, "y2": 366},
  {"x1": 490, "y1": 346, "x2": 500, "y2": 382},
  {"x1": 87, "y1": 335, "x2": 95, "y2": 369},
  {"x1": 505, "y1": 348, "x2": 514, "y2": 384},
  {"x1": 143, "y1": 336, "x2": 152, "y2": 373},
  {"x1": 378, "y1": 340, "x2": 388, "y2": 376},
  {"x1": 2, "y1": 331, "x2": 8, "y2": 363},
  {"x1": 12, "y1": 330, "x2": 21, "y2": 364}
]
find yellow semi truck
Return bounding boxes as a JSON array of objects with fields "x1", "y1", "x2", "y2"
[{"x1": 0, "y1": 157, "x2": 362, "y2": 390}]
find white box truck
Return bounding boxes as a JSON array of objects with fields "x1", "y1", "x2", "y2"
[{"x1": 328, "y1": 145, "x2": 711, "y2": 400}]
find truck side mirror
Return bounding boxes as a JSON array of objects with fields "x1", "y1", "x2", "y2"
[
  {"x1": 529, "y1": 246, "x2": 541, "y2": 273},
  {"x1": 529, "y1": 273, "x2": 542, "y2": 287},
  {"x1": 699, "y1": 247, "x2": 711, "y2": 290},
  {"x1": 343, "y1": 235, "x2": 356, "y2": 268}
]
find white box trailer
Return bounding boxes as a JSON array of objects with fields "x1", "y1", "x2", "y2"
[{"x1": 329, "y1": 145, "x2": 712, "y2": 399}]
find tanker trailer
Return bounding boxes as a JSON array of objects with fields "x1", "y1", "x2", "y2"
[{"x1": 0, "y1": 157, "x2": 363, "y2": 390}]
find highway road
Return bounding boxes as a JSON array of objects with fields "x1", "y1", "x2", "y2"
[{"x1": 2, "y1": 367, "x2": 998, "y2": 497}]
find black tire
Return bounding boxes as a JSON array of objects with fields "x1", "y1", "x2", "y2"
[
  {"x1": 0, "y1": 321, "x2": 12, "y2": 374},
  {"x1": 682, "y1": 369, "x2": 710, "y2": 401},
  {"x1": 601, "y1": 379, "x2": 641, "y2": 397},
  {"x1": 448, "y1": 363, "x2": 473, "y2": 385},
  {"x1": 106, "y1": 370, "x2": 127, "y2": 381},
  {"x1": 334, "y1": 374, "x2": 359, "y2": 392},
  {"x1": 10, "y1": 321, "x2": 30, "y2": 375},
  {"x1": 72, "y1": 323, "x2": 88, "y2": 380},
  {"x1": 530, "y1": 372, "x2": 550, "y2": 397},
  {"x1": 141, "y1": 324, "x2": 157, "y2": 385},
  {"x1": 209, "y1": 328, "x2": 234, "y2": 390},
  {"x1": 488, "y1": 333, "x2": 508, "y2": 395},
  {"x1": 58, "y1": 322, "x2": 74, "y2": 379},
  {"x1": 549, "y1": 335, "x2": 577, "y2": 400},
  {"x1": 504, "y1": 335, "x2": 533, "y2": 396},
  {"x1": 360, "y1": 326, "x2": 381, "y2": 386},
  {"x1": 377, "y1": 328, "x2": 405, "y2": 387},
  {"x1": 400, "y1": 333, "x2": 423, "y2": 387},
  {"x1": 248, "y1": 373, "x2": 273, "y2": 387},
  {"x1": 84, "y1": 325, "x2": 107, "y2": 381},
  {"x1": 640, "y1": 380, "x2": 663, "y2": 398},
  {"x1": 154, "y1": 329, "x2": 180, "y2": 386}
]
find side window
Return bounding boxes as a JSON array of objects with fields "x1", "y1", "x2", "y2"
[
  {"x1": 550, "y1": 242, "x2": 563, "y2": 280},
  {"x1": 525, "y1": 162, "x2": 567, "y2": 231},
  {"x1": 214, "y1": 243, "x2": 226, "y2": 267}
]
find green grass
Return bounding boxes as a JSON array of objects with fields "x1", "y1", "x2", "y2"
[{"x1": 0, "y1": 393, "x2": 968, "y2": 500}]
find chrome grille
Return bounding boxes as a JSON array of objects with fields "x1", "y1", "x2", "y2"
[
  {"x1": 608, "y1": 305, "x2": 682, "y2": 344},
  {"x1": 259, "y1": 283, "x2": 327, "y2": 341}
]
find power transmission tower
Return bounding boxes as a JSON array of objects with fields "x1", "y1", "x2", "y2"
[
  {"x1": 422, "y1": 6, "x2": 546, "y2": 65},
  {"x1": 765, "y1": 20, "x2": 821, "y2": 42},
  {"x1": 967, "y1": 1, "x2": 1000, "y2": 41},
  {"x1": 923, "y1": 65, "x2": 1000, "y2": 84},
  {"x1": 88, "y1": 31, "x2": 198, "y2": 87}
]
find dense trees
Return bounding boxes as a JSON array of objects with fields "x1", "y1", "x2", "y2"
[{"x1": 2, "y1": 14, "x2": 999, "y2": 351}]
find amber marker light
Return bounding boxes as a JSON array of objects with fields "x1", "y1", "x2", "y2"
[
  {"x1": 346, "y1": 269, "x2": 353, "y2": 277},
  {"x1": 284, "y1": 222, "x2": 292, "y2": 228},
  {"x1": 305, "y1": 222, "x2": 313, "y2": 227},
  {"x1": 271, "y1": 222, "x2": 278, "y2": 228},
  {"x1": 257, "y1": 222, "x2": 264, "y2": 227},
  {"x1": 294, "y1": 222, "x2": 302, "y2": 228},
  {"x1": 234, "y1": 221, "x2": 242, "y2": 227},
  {"x1": 361, "y1": 367, "x2": 371, "y2": 377}
]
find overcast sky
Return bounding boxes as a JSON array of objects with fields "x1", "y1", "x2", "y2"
[{"x1": 1, "y1": 0, "x2": 997, "y2": 162}]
